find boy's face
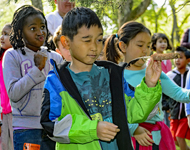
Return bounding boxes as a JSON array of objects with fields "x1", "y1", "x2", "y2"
[
  {"x1": 66, "y1": 25, "x2": 103, "y2": 70},
  {"x1": 57, "y1": 41, "x2": 72, "y2": 61},
  {"x1": 174, "y1": 51, "x2": 189, "y2": 70}
]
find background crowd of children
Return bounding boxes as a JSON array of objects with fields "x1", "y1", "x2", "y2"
[{"x1": 1, "y1": 1, "x2": 190, "y2": 150}]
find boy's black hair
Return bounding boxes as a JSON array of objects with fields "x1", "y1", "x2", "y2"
[
  {"x1": 10, "y1": 5, "x2": 50, "y2": 55},
  {"x1": 62, "y1": 7, "x2": 103, "y2": 41},
  {"x1": 176, "y1": 46, "x2": 190, "y2": 59},
  {"x1": 151, "y1": 33, "x2": 172, "y2": 51}
]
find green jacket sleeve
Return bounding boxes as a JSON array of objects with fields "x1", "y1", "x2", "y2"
[
  {"x1": 68, "y1": 114, "x2": 99, "y2": 143},
  {"x1": 125, "y1": 77, "x2": 162, "y2": 124}
]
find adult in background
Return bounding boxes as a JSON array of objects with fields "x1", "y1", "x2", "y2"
[
  {"x1": 181, "y1": 28, "x2": 190, "y2": 49},
  {"x1": 46, "y1": 0, "x2": 75, "y2": 35}
]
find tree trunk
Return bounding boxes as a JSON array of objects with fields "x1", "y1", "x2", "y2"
[
  {"x1": 154, "y1": 0, "x2": 166, "y2": 33},
  {"x1": 117, "y1": 0, "x2": 151, "y2": 27},
  {"x1": 31, "y1": 0, "x2": 43, "y2": 12},
  {"x1": 169, "y1": 1, "x2": 180, "y2": 47}
]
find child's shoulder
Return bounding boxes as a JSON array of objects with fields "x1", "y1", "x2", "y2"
[
  {"x1": 166, "y1": 68, "x2": 179, "y2": 79},
  {"x1": 94, "y1": 61, "x2": 127, "y2": 77},
  {"x1": 95, "y1": 60, "x2": 126, "y2": 69},
  {"x1": 3, "y1": 48, "x2": 18, "y2": 56},
  {"x1": 48, "y1": 50, "x2": 61, "y2": 55},
  {"x1": 48, "y1": 50, "x2": 62, "y2": 59}
]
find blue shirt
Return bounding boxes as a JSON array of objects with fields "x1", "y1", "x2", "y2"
[{"x1": 67, "y1": 63, "x2": 118, "y2": 150}]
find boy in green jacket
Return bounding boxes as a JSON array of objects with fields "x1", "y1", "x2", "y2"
[{"x1": 40, "y1": 7, "x2": 162, "y2": 150}]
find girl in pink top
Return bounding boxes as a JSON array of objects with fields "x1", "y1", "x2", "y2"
[
  {"x1": 151, "y1": 33, "x2": 173, "y2": 73},
  {"x1": 151, "y1": 33, "x2": 173, "y2": 129},
  {"x1": 0, "y1": 23, "x2": 14, "y2": 150}
]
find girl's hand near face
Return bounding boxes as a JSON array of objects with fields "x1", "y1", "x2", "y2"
[
  {"x1": 34, "y1": 51, "x2": 47, "y2": 71},
  {"x1": 145, "y1": 57, "x2": 162, "y2": 87}
]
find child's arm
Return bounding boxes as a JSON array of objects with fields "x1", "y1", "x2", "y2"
[
  {"x1": 161, "y1": 71, "x2": 190, "y2": 103},
  {"x1": 186, "y1": 103, "x2": 190, "y2": 128},
  {"x1": 133, "y1": 126, "x2": 154, "y2": 146},
  {"x1": 125, "y1": 78, "x2": 162, "y2": 124},
  {"x1": 125, "y1": 58, "x2": 162, "y2": 123},
  {"x1": 2, "y1": 50, "x2": 46, "y2": 104},
  {"x1": 128, "y1": 123, "x2": 152, "y2": 146},
  {"x1": 185, "y1": 70, "x2": 190, "y2": 128},
  {"x1": 128, "y1": 123, "x2": 153, "y2": 146}
]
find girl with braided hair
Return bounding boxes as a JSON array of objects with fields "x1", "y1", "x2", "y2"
[{"x1": 2, "y1": 5, "x2": 63, "y2": 150}]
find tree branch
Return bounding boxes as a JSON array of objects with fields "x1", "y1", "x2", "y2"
[
  {"x1": 129, "y1": 0, "x2": 151, "y2": 20},
  {"x1": 179, "y1": 13, "x2": 190, "y2": 28}
]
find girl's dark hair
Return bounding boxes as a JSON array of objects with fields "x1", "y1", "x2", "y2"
[
  {"x1": 151, "y1": 33, "x2": 172, "y2": 51},
  {"x1": 0, "y1": 23, "x2": 12, "y2": 60},
  {"x1": 62, "y1": 7, "x2": 103, "y2": 41},
  {"x1": 10, "y1": 5, "x2": 50, "y2": 55},
  {"x1": 104, "y1": 21, "x2": 151, "y2": 64}
]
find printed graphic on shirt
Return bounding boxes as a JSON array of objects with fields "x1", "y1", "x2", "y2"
[
  {"x1": 21, "y1": 59, "x2": 32, "y2": 76},
  {"x1": 20, "y1": 59, "x2": 51, "y2": 76},
  {"x1": 76, "y1": 72, "x2": 112, "y2": 121}
]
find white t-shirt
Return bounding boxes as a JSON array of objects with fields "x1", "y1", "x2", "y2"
[
  {"x1": 46, "y1": 10, "x2": 63, "y2": 35},
  {"x1": 163, "y1": 60, "x2": 167, "y2": 65}
]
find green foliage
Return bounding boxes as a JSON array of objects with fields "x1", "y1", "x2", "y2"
[
  {"x1": 137, "y1": 1, "x2": 168, "y2": 33},
  {"x1": 7, "y1": 0, "x2": 18, "y2": 3},
  {"x1": 0, "y1": 0, "x2": 31, "y2": 33},
  {"x1": 71, "y1": 0, "x2": 121, "y2": 34},
  {"x1": 1, "y1": 0, "x2": 190, "y2": 45},
  {"x1": 46, "y1": 0, "x2": 56, "y2": 11}
]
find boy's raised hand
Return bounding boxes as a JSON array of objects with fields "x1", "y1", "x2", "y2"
[
  {"x1": 145, "y1": 57, "x2": 162, "y2": 87},
  {"x1": 34, "y1": 51, "x2": 47, "y2": 71},
  {"x1": 97, "y1": 121, "x2": 120, "y2": 141}
]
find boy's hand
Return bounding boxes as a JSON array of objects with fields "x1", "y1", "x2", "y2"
[
  {"x1": 97, "y1": 121, "x2": 120, "y2": 141},
  {"x1": 134, "y1": 126, "x2": 154, "y2": 146},
  {"x1": 145, "y1": 57, "x2": 161, "y2": 87},
  {"x1": 34, "y1": 51, "x2": 47, "y2": 71}
]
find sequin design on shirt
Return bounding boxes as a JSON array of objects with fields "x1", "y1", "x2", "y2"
[{"x1": 74, "y1": 68, "x2": 112, "y2": 121}]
